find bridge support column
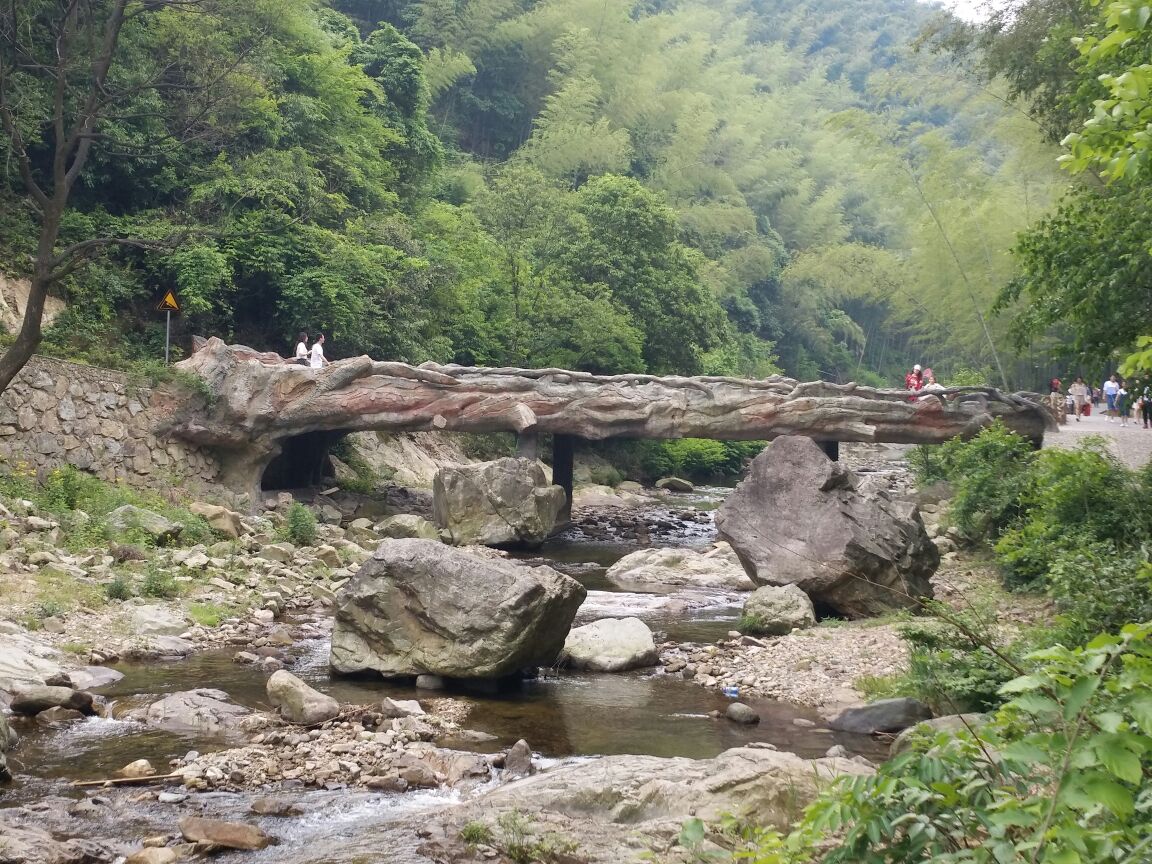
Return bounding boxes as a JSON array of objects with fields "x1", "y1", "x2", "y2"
[
  {"x1": 818, "y1": 440, "x2": 840, "y2": 461},
  {"x1": 552, "y1": 434, "x2": 575, "y2": 524},
  {"x1": 516, "y1": 431, "x2": 540, "y2": 461}
]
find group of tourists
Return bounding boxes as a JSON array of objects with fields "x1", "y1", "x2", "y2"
[
  {"x1": 903, "y1": 364, "x2": 944, "y2": 393},
  {"x1": 291, "y1": 331, "x2": 330, "y2": 369},
  {"x1": 1051, "y1": 374, "x2": 1152, "y2": 428}
]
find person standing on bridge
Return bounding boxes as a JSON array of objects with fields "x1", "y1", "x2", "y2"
[
  {"x1": 310, "y1": 332, "x2": 331, "y2": 369},
  {"x1": 904, "y1": 364, "x2": 924, "y2": 391},
  {"x1": 294, "y1": 332, "x2": 310, "y2": 366}
]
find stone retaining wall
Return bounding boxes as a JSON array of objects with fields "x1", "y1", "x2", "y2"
[{"x1": 0, "y1": 356, "x2": 223, "y2": 496}]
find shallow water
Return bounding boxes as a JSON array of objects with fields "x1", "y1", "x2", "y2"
[{"x1": 3, "y1": 499, "x2": 886, "y2": 849}]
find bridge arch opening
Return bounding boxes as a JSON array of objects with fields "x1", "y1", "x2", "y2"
[{"x1": 260, "y1": 430, "x2": 350, "y2": 491}]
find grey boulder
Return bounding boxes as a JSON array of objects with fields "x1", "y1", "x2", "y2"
[
  {"x1": 829, "y1": 698, "x2": 934, "y2": 734},
  {"x1": 375, "y1": 514, "x2": 441, "y2": 541},
  {"x1": 433, "y1": 458, "x2": 566, "y2": 548},
  {"x1": 716, "y1": 436, "x2": 938, "y2": 618},
  {"x1": 725, "y1": 702, "x2": 760, "y2": 724},
  {"x1": 266, "y1": 670, "x2": 340, "y2": 725},
  {"x1": 559, "y1": 617, "x2": 659, "y2": 672},
  {"x1": 108, "y1": 505, "x2": 182, "y2": 543},
  {"x1": 330, "y1": 539, "x2": 585, "y2": 679},
  {"x1": 605, "y1": 544, "x2": 755, "y2": 591},
  {"x1": 141, "y1": 688, "x2": 250, "y2": 736},
  {"x1": 741, "y1": 584, "x2": 816, "y2": 635},
  {"x1": 189, "y1": 502, "x2": 245, "y2": 538},
  {"x1": 130, "y1": 604, "x2": 188, "y2": 636},
  {"x1": 10, "y1": 685, "x2": 94, "y2": 716}
]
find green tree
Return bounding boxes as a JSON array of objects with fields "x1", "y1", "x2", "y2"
[
  {"x1": 548, "y1": 174, "x2": 728, "y2": 374},
  {"x1": 0, "y1": 0, "x2": 287, "y2": 391}
]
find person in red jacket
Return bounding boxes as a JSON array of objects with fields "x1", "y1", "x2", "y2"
[{"x1": 904, "y1": 364, "x2": 924, "y2": 391}]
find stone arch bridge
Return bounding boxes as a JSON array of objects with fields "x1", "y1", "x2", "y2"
[{"x1": 159, "y1": 338, "x2": 1051, "y2": 504}]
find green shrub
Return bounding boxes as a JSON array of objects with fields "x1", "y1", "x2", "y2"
[
  {"x1": 993, "y1": 523, "x2": 1091, "y2": 591},
  {"x1": 141, "y1": 561, "x2": 179, "y2": 598},
  {"x1": 585, "y1": 464, "x2": 624, "y2": 487},
  {"x1": 737, "y1": 613, "x2": 782, "y2": 637},
  {"x1": 640, "y1": 438, "x2": 765, "y2": 482},
  {"x1": 1048, "y1": 545, "x2": 1152, "y2": 647},
  {"x1": 993, "y1": 442, "x2": 1148, "y2": 589},
  {"x1": 938, "y1": 423, "x2": 1035, "y2": 543},
  {"x1": 104, "y1": 575, "x2": 133, "y2": 601},
  {"x1": 4, "y1": 465, "x2": 219, "y2": 552},
  {"x1": 187, "y1": 601, "x2": 232, "y2": 627},
  {"x1": 279, "y1": 502, "x2": 318, "y2": 547},
  {"x1": 33, "y1": 599, "x2": 66, "y2": 619},
  {"x1": 175, "y1": 514, "x2": 216, "y2": 547},
  {"x1": 681, "y1": 624, "x2": 1152, "y2": 864},
  {"x1": 459, "y1": 821, "x2": 493, "y2": 847},
  {"x1": 459, "y1": 432, "x2": 517, "y2": 461},
  {"x1": 896, "y1": 604, "x2": 1025, "y2": 715}
]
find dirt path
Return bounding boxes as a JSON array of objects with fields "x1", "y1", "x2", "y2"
[{"x1": 1043, "y1": 410, "x2": 1152, "y2": 470}]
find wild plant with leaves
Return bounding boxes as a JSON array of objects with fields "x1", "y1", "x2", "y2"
[{"x1": 679, "y1": 624, "x2": 1152, "y2": 863}]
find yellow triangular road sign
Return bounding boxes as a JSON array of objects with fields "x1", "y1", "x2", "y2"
[{"x1": 156, "y1": 290, "x2": 180, "y2": 312}]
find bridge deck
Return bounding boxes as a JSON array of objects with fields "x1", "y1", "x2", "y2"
[{"x1": 163, "y1": 338, "x2": 1050, "y2": 494}]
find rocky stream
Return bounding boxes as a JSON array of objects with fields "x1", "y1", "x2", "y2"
[{"x1": 0, "y1": 440, "x2": 949, "y2": 864}]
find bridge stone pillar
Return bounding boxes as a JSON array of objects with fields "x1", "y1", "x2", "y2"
[{"x1": 552, "y1": 434, "x2": 575, "y2": 524}]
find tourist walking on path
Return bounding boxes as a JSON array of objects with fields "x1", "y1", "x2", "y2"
[
  {"x1": 1047, "y1": 377, "x2": 1065, "y2": 424},
  {"x1": 904, "y1": 364, "x2": 924, "y2": 391},
  {"x1": 1140, "y1": 381, "x2": 1152, "y2": 429},
  {"x1": 1103, "y1": 375, "x2": 1120, "y2": 422},
  {"x1": 1069, "y1": 377, "x2": 1090, "y2": 421},
  {"x1": 310, "y1": 333, "x2": 331, "y2": 369},
  {"x1": 294, "y1": 332, "x2": 310, "y2": 366},
  {"x1": 1118, "y1": 381, "x2": 1132, "y2": 427}
]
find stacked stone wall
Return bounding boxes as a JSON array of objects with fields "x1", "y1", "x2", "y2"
[{"x1": 0, "y1": 356, "x2": 222, "y2": 495}]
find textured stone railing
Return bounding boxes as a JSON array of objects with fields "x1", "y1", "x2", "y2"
[{"x1": 161, "y1": 338, "x2": 1051, "y2": 495}]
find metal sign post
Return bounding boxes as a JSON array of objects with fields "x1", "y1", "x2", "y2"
[{"x1": 155, "y1": 290, "x2": 181, "y2": 364}]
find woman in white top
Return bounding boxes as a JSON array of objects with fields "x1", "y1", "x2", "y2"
[
  {"x1": 310, "y1": 332, "x2": 330, "y2": 368},
  {"x1": 294, "y1": 331, "x2": 309, "y2": 366}
]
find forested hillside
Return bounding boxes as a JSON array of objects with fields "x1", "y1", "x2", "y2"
[{"x1": 0, "y1": 0, "x2": 1067, "y2": 386}]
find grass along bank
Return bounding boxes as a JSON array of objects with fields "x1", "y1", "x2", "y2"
[{"x1": 0, "y1": 463, "x2": 375, "y2": 664}]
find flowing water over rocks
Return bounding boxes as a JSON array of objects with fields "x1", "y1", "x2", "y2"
[{"x1": 1, "y1": 480, "x2": 895, "y2": 863}]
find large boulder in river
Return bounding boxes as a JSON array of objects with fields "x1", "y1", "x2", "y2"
[
  {"x1": 829, "y1": 697, "x2": 934, "y2": 734},
  {"x1": 141, "y1": 688, "x2": 250, "y2": 736},
  {"x1": 716, "y1": 436, "x2": 937, "y2": 618},
  {"x1": 330, "y1": 539, "x2": 586, "y2": 679},
  {"x1": 559, "y1": 617, "x2": 658, "y2": 672},
  {"x1": 741, "y1": 584, "x2": 816, "y2": 635},
  {"x1": 10, "y1": 685, "x2": 94, "y2": 716},
  {"x1": 433, "y1": 458, "x2": 566, "y2": 548},
  {"x1": 266, "y1": 670, "x2": 339, "y2": 725},
  {"x1": 605, "y1": 544, "x2": 755, "y2": 591}
]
